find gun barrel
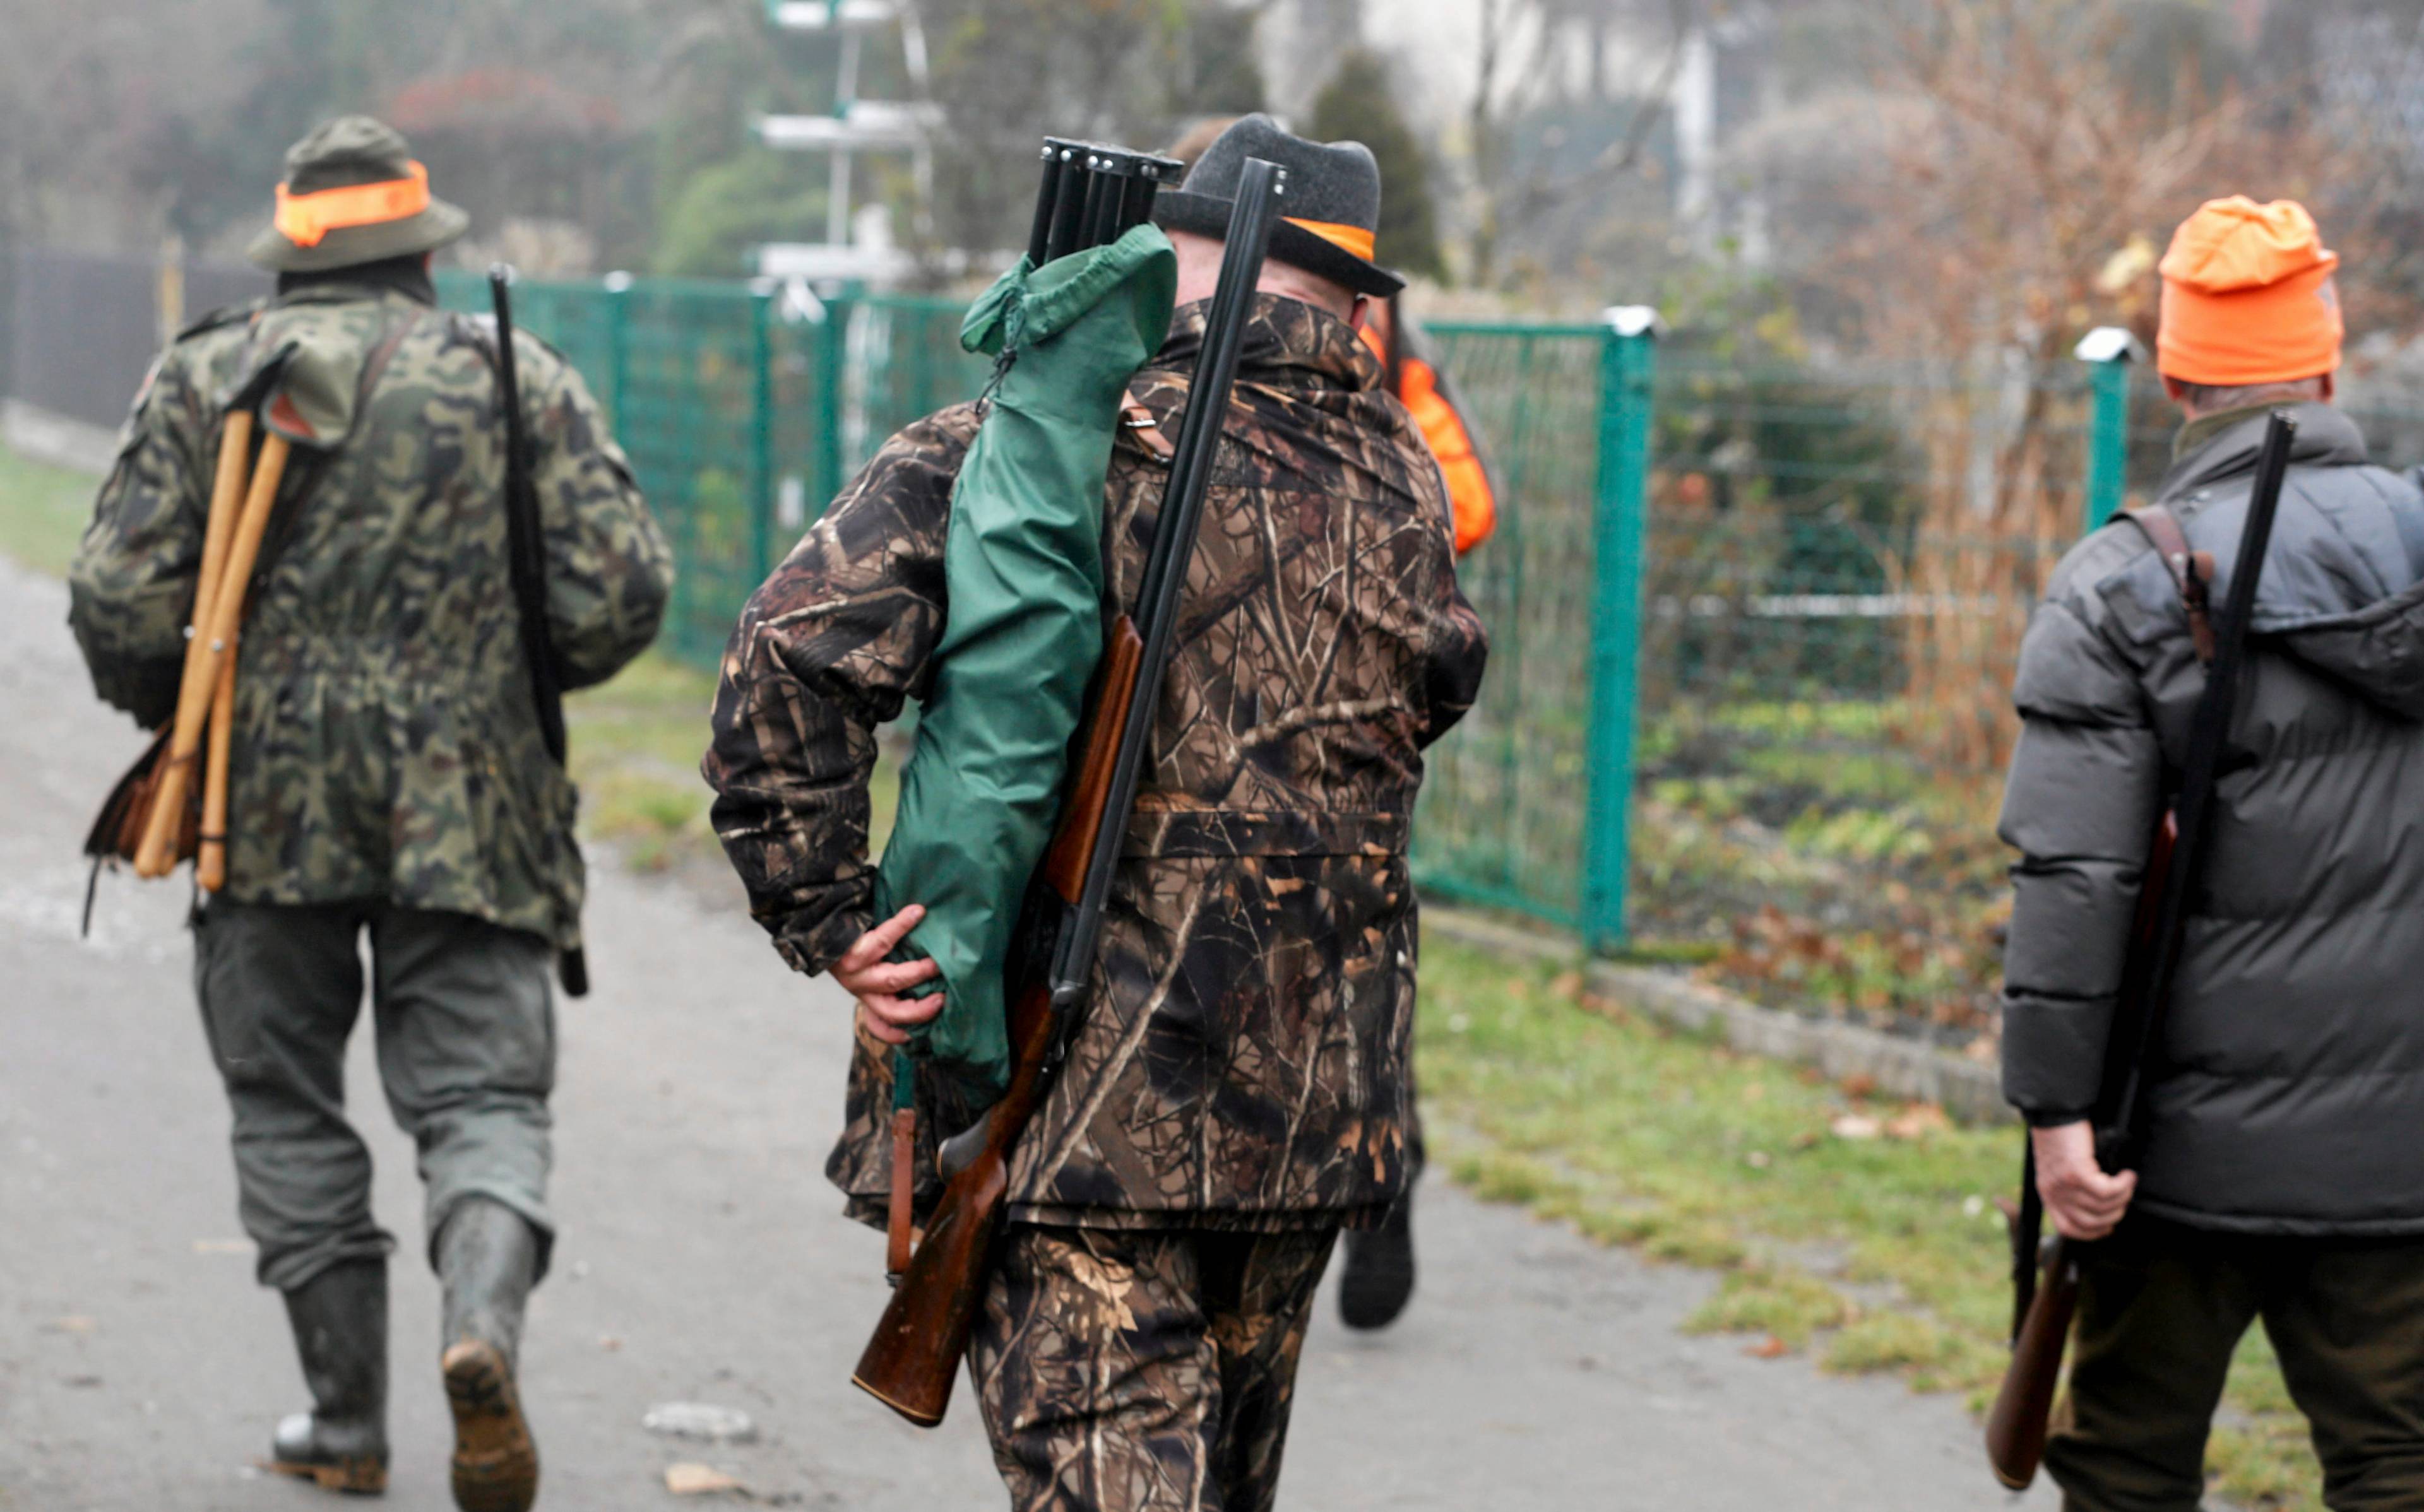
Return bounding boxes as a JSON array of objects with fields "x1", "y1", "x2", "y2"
[
  {"x1": 1026, "y1": 144, "x2": 1064, "y2": 266},
  {"x1": 852, "y1": 155, "x2": 1285, "y2": 1431},
  {"x1": 1985, "y1": 411, "x2": 2300, "y2": 1489}
]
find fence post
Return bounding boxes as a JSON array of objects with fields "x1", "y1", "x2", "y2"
[
  {"x1": 602, "y1": 270, "x2": 633, "y2": 428},
  {"x1": 2076, "y1": 326, "x2": 2142, "y2": 533},
  {"x1": 813, "y1": 290, "x2": 852, "y2": 515},
  {"x1": 1581, "y1": 306, "x2": 1661, "y2": 955},
  {"x1": 749, "y1": 280, "x2": 777, "y2": 581}
]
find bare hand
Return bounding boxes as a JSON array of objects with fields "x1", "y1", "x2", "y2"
[
  {"x1": 2032, "y1": 1120, "x2": 2137, "y2": 1240},
  {"x1": 834, "y1": 904, "x2": 943, "y2": 1046}
]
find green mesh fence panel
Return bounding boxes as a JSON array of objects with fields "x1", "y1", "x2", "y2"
[
  {"x1": 853, "y1": 294, "x2": 990, "y2": 464},
  {"x1": 1413, "y1": 321, "x2": 1606, "y2": 928},
  {"x1": 1622, "y1": 355, "x2": 2084, "y2": 1038},
  {"x1": 433, "y1": 276, "x2": 990, "y2": 669},
  {"x1": 421, "y1": 271, "x2": 2209, "y2": 989}
]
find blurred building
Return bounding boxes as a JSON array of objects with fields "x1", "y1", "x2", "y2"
[{"x1": 1259, "y1": 0, "x2": 1790, "y2": 273}]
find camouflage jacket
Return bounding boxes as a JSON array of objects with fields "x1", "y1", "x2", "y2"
[
  {"x1": 69, "y1": 283, "x2": 672, "y2": 948},
  {"x1": 706, "y1": 295, "x2": 1488, "y2": 1226}
]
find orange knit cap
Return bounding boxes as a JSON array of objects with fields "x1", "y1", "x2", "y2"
[{"x1": 2156, "y1": 196, "x2": 2342, "y2": 386}]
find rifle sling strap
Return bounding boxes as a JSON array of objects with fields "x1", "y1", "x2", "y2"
[
  {"x1": 1119, "y1": 390, "x2": 1173, "y2": 465},
  {"x1": 2124, "y1": 504, "x2": 2218, "y2": 665}
]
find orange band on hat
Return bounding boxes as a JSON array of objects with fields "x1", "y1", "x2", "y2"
[
  {"x1": 1286, "y1": 217, "x2": 1377, "y2": 263},
  {"x1": 273, "y1": 162, "x2": 432, "y2": 249}
]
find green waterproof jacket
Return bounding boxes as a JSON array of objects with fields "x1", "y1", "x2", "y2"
[
  {"x1": 69, "y1": 283, "x2": 672, "y2": 949},
  {"x1": 872, "y1": 226, "x2": 1178, "y2": 1098}
]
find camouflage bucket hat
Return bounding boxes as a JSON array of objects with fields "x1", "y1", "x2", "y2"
[{"x1": 246, "y1": 115, "x2": 469, "y2": 274}]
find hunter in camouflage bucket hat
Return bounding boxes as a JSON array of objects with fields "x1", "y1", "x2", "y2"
[{"x1": 247, "y1": 115, "x2": 470, "y2": 273}]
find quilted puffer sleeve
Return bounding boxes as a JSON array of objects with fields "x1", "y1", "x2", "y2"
[{"x1": 1997, "y1": 586, "x2": 2163, "y2": 1125}]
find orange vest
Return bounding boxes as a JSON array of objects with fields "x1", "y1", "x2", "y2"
[{"x1": 1363, "y1": 324, "x2": 1497, "y2": 555}]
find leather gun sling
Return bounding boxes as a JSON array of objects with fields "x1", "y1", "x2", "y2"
[
  {"x1": 1119, "y1": 390, "x2": 1174, "y2": 464},
  {"x1": 2124, "y1": 504, "x2": 2218, "y2": 666}
]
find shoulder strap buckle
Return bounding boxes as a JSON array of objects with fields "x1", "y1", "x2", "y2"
[{"x1": 1119, "y1": 388, "x2": 1173, "y2": 465}]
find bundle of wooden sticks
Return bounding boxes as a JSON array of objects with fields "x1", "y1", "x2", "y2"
[{"x1": 123, "y1": 384, "x2": 296, "y2": 890}]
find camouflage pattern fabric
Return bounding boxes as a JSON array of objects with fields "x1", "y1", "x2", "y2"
[
  {"x1": 706, "y1": 294, "x2": 1488, "y2": 1224},
  {"x1": 70, "y1": 283, "x2": 671, "y2": 949},
  {"x1": 969, "y1": 1223, "x2": 1337, "y2": 1512}
]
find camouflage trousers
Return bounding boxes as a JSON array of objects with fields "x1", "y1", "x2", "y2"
[
  {"x1": 2048, "y1": 1215, "x2": 2424, "y2": 1511},
  {"x1": 969, "y1": 1222, "x2": 1339, "y2": 1512}
]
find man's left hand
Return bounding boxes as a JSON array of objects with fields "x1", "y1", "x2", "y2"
[{"x1": 834, "y1": 904, "x2": 943, "y2": 1046}]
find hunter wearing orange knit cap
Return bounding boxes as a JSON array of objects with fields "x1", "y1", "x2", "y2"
[
  {"x1": 2006, "y1": 192, "x2": 2424, "y2": 1511},
  {"x1": 2158, "y1": 195, "x2": 2341, "y2": 401}
]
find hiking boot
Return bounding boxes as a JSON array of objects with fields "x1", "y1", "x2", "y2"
[
  {"x1": 1338, "y1": 1193, "x2": 1417, "y2": 1331},
  {"x1": 437, "y1": 1199, "x2": 541, "y2": 1512},
  {"x1": 266, "y1": 1258, "x2": 389, "y2": 1494}
]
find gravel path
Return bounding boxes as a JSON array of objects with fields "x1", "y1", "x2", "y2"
[{"x1": 0, "y1": 553, "x2": 2052, "y2": 1509}]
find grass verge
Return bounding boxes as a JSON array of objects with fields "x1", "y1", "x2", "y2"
[
  {"x1": 567, "y1": 653, "x2": 899, "y2": 875},
  {"x1": 0, "y1": 443, "x2": 102, "y2": 576},
  {"x1": 1416, "y1": 938, "x2": 2322, "y2": 1511}
]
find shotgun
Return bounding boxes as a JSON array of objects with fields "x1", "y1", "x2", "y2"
[
  {"x1": 489, "y1": 268, "x2": 588, "y2": 999},
  {"x1": 1986, "y1": 411, "x2": 2298, "y2": 1488},
  {"x1": 850, "y1": 152, "x2": 1286, "y2": 1429}
]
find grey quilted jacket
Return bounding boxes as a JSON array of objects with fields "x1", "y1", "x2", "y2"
[{"x1": 1999, "y1": 401, "x2": 2424, "y2": 1235}]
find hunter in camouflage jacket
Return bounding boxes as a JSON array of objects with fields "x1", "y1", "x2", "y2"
[
  {"x1": 70, "y1": 281, "x2": 672, "y2": 950},
  {"x1": 706, "y1": 294, "x2": 1488, "y2": 1227}
]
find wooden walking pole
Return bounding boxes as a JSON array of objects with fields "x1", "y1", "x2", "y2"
[
  {"x1": 191, "y1": 411, "x2": 256, "y2": 891},
  {"x1": 198, "y1": 654, "x2": 238, "y2": 892},
  {"x1": 194, "y1": 410, "x2": 252, "y2": 654},
  {"x1": 135, "y1": 432, "x2": 291, "y2": 877},
  {"x1": 129, "y1": 411, "x2": 253, "y2": 877}
]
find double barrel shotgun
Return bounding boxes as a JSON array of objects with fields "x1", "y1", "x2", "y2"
[
  {"x1": 851, "y1": 146, "x2": 1289, "y2": 1429},
  {"x1": 1985, "y1": 411, "x2": 2299, "y2": 1488}
]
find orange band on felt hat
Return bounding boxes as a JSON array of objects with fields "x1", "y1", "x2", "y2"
[
  {"x1": 1286, "y1": 217, "x2": 1377, "y2": 263},
  {"x1": 273, "y1": 162, "x2": 433, "y2": 249}
]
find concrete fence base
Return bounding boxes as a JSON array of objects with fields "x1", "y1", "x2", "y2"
[{"x1": 1422, "y1": 907, "x2": 2013, "y2": 1126}]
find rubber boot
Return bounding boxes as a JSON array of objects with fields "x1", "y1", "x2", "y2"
[
  {"x1": 1338, "y1": 1191, "x2": 1417, "y2": 1331},
  {"x1": 266, "y1": 1258, "x2": 389, "y2": 1494},
  {"x1": 437, "y1": 1198, "x2": 541, "y2": 1512}
]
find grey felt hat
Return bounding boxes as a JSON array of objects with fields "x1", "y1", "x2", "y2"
[
  {"x1": 1153, "y1": 113, "x2": 1405, "y2": 298},
  {"x1": 246, "y1": 116, "x2": 470, "y2": 274}
]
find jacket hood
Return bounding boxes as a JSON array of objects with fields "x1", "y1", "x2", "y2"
[{"x1": 2153, "y1": 401, "x2": 2424, "y2": 718}]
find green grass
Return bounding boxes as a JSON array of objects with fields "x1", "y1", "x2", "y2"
[
  {"x1": 0, "y1": 444, "x2": 101, "y2": 575},
  {"x1": 1418, "y1": 938, "x2": 2324, "y2": 1510},
  {"x1": 567, "y1": 650, "x2": 900, "y2": 874}
]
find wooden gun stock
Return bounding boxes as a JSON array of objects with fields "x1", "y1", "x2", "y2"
[
  {"x1": 1984, "y1": 1236, "x2": 2079, "y2": 1489},
  {"x1": 849, "y1": 618, "x2": 1142, "y2": 1424}
]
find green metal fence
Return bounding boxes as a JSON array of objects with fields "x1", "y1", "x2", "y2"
[
  {"x1": 436, "y1": 271, "x2": 982, "y2": 664},
  {"x1": 441, "y1": 271, "x2": 2285, "y2": 979}
]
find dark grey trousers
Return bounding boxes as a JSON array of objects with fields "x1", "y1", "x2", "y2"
[{"x1": 193, "y1": 899, "x2": 556, "y2": 1292}]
